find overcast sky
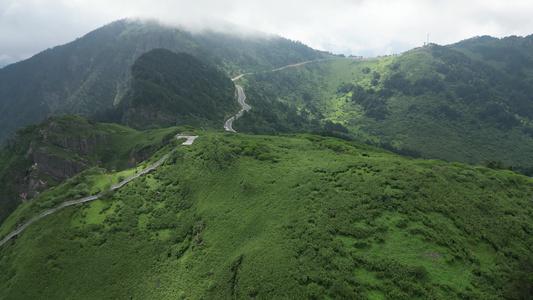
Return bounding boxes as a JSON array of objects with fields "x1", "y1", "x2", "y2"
[{"x1": 2, "y1": 0, "x2": 533, "y2": 67}]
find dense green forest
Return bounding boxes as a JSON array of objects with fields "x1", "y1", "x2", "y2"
[
  {"x1": 1, "y1": 132, "x2": 533, "y2": 299},
  {"x1": 119, "y1": 49, "x2": 236, "y2": 129},
  {"x1": 451, "y1": 35, "x2": 533, "y2": 78},
  {"x1": 2, "y1": 18, "x2": 533, "y2": 299},
  {"x1": 0, "y1": 18, "x2": 331, "y2": 146},
  {"x1": 234, "y1": 37, "x2": 533, "y2": 170},
  {"x1": 0, "y1": 114, "x2": 179, "y2": 225}
]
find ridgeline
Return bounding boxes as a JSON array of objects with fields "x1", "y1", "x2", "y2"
[
  {"x1": 1, "y1": 132, "x2": 533, "y2": 298},
  {"x1": 1, "y1": 20, "x2": 533, "y2": 300}
]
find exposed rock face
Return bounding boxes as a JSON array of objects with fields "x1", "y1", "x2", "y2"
[
  {"x1": 0, "y1": 114, "x2": 175, "y2": 225},
  {"x1": 32, "y1": 149, "x2": 87, "y2": 181},
  {"x1": 11, "y1": 147, "x2": 89, "y2": 204},
  {"x1": 46, "y1": 134, "x2": 108, "y2": 155},
  {"x1": 5, "y1": 119, "x2": 110, "y2": 208},
  {"x1": 19, "y1": 135, "x2": 107, "y2": 202}
]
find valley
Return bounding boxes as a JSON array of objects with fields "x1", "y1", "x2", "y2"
[
  {"x1": 224, "y1": 85, "x2": 249, "y2": 132},
  {"x1": 0, "y1": 55, "x2": 332, "y2": 246},
  {"x1": 225, "y1": 58, "x2": 334, "y2": 132},
  {"x1": 234, "y1": 42, "x2": 533, "y2": 170}
]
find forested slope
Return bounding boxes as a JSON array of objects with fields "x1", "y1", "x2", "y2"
[
  {"x1": 1, "y1": 132, "x2": 532, "y2": 299},
  {"x1": 119, "y1": 49, "x2": 236, "y2": 129},
  {"x1": 0, "y1": 18, "x2": 330, "y2": 145},
  {"x1": 234, "y1": 36, "x2": 533, "y2": 169},
  {"x1": 451, "y1": 35, "x2": 533, "y2": 78}
]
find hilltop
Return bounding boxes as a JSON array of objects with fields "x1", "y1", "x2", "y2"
[
  {"x1": 233, "y1": 35, "x2": 533, "y2": 170},
  {"x1": 119, "y1": 49, "x2": 237, "y2": 129},
  {"x1": 1, "y1": 132, "x2": 532, "y2": 298},
  {"x1": 1, "y1": 20, "x2": 533, "y2": 299}
]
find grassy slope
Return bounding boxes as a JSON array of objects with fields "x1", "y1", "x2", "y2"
[
  {"x1": 239, "y1": 50, "x2": 533, "y2": 168},
  {"x1": 1, "y1": 132, "x2": 532, "y2": 299}
]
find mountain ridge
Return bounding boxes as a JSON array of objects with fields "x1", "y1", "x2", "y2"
[
  {"x1": 232, "y1": 37, "x2": 533, "y2": 169},
  {"x1": 2, "y1": 20, "x2": 533, "y2": 299},
  {"x1": 120, "y1": 49, "x2": 237, "y2": 129},
  {"x1": 0, "y1": 18, "x2": 331, "y2": 146},
  {"x1": 0, "y1": 114, "x2": 180, "y2": 224},
  {"x1": 1, "y1": 131, "x2": 532, "y2": 298}
]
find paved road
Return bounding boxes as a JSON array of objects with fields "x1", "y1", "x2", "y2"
[
  {"x1": 224, "y1": 58, "x2": 339, "y2": 132},
  {"x1": 0, "y1": 135, "x2": 198, "y2": 247},
  {"x1": 224, "y1": 85, "x2": 250, "y2": 132},
  {"x1": 269, "y1": 58, "x2": 336, "y2": 72},
  {"x1": 230, "y1": 73, "x2": 252, "y2": 81}
]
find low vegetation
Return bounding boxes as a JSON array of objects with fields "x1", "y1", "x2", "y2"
[
  {"x1": 0, "y1": 114, "x2": 180, "y2": 224},
  {"x1": 1, "y1": 22, "x2": 533, "y2": 300},
  {"x1": 1, "y1": 132, "x2": 532, "y2": 299},
  {"x1": 236, "y1": 37, "x2": 533, "y2": 171}
]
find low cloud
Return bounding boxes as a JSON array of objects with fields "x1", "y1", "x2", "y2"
[{"x1": 1, "y1": 0, "x2": 533, "y2": 65}]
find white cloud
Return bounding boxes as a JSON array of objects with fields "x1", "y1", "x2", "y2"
[{"x1": 1, "y1": 0, "x2": 533, "y2": 66}]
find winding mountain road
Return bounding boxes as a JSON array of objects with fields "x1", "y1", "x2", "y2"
[
  {"x1": 224, "y1": 84, "x2": 250, "y2": 132},
  {"x1": 224, "y1": 58, "x2": 338, "y2": 132},
  {"x1": 1, "y1": 58, "x2": 338, "y2": 246},
  {"x1": 0, "y1": 135, "x2": 198, "y2": 247}
]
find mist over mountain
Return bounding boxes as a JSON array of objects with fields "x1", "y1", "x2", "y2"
[
  {"x1": 2, "y1": 18, "x2": 533, "y2": 299},
  {"x1": 0, "y1": 18, "x2": 330, "y2": 146}
]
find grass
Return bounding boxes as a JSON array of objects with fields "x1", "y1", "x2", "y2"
[
  {"x1": 239, "y1": 48, "x2": 533, "y2": 169},
  {"x1": 1, "y1": 132, "x2": 533, "y2": 299},
  {"x1": 0, "y1": 114, "x2": 183, "y2": 224},
  {"x1": 70, "y1": 199, "x2": 116, "y2": 227}
]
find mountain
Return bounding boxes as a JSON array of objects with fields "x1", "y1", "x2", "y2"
[
  {"x1": 1, "y1": 132, "x2": 532, "y2": 299},
  {"x1": 233, "y1": 35, "x2": 533, "y2": 170},
  {"x1": 0, "y1": 18, "x2": 330, "y2": 146},
  {"x1": 0, "y1": 47, "x2": 237, "y2": 224},
  {"x1": 3, "y1": 20, "x2": 533, "y2": 299},
  {"x1": 450, "y1": 35, "x2": 533, "y2": 78},
  {"x1": 0, "y1": 114, "x2": 180, "y2": 225},
  {"x1": 119, "y1": 49, "x2": 236, "y2": 129}
]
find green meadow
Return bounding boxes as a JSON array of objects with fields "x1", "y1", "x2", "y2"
[{"x1": 1, "y1": 132, "x2": 532, "y2": 299}]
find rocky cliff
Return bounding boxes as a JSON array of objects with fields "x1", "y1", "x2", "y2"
[
  {"x1": 0, "y1": 114, "x2": 179, "y2": 224},
  {"x1": 6, "y1": 116, "x2": 110, "y2": 203}
]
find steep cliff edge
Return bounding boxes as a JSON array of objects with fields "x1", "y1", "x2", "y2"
[{"x1": 0, "y1": 114, "x2": 179, "y2": 224}]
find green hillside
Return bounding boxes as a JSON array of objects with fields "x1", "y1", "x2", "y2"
[
  {"x1": 2, "y1": 22, "x2": 533, "y2": 300},
  {"x1": 119, "y1": 49, "x2": 237, "y2": 129},
  {"x1": 450, "y1": 35, "x2": 533, "y2": 79},
  {"x1": 0, "y1": 114, "x2": 179, "y2": 225},
  {"x1": 234, "y1": 38, "x2": 533, "y2": 170},
  {"x1": 1, "y1": 132, "x2": 532, "y2": 299},
  {"x1": 0, "y1": 18, "x2": 331, "y2": 146}
]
